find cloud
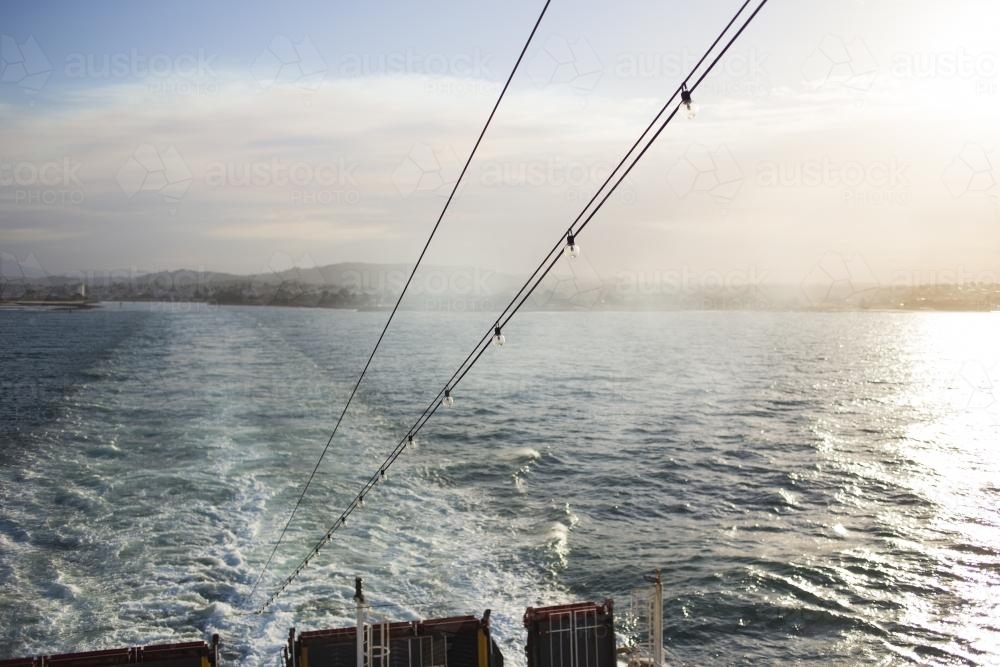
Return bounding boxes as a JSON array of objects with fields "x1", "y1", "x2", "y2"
[
  {"x1": 206, "y1": 219, "x2": 393, "y2": 242},
  {"x1": 1, "y1": 72, "x2": 658, "y2": 241},
  {"x1": 1, "y1": 64, "x2": 998, "y2": 280},
  {"x1": 0, "y1": 227, "x2": 88, "y2": 243}
]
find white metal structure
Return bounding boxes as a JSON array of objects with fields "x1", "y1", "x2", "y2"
[
  {"x1": 545, "y1": 605, "x2": 603, "y2": 667},
  {"x1": 356, "y1": 577, "x2": 444, "y2": 667},
  {"x1": 355, "y1": 576, "x2": 367, "y2": 667},
  {"x1": 627, "y1": 570, "x2": 664, "y2": 667},
  {"x1": 364, "y1": 619, "x2": 391, "y2": 667}
]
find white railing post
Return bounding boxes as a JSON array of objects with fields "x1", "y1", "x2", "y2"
[
  {"x1": 355, "y1": 576, "x2": 366, "y2": 667},
  {"x1": 651, "y1": 570, "x2": 663, "y2": 667}
]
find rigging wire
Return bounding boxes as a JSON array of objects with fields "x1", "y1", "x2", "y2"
[
  {"x1": 246, "y1": 0, "x2": 553, "y2": 604},
  {"x1": 252, "y1": 0, "x2": 771, "y2": 615},
  {"x1": 385, "y1": 0, "x2": 760, "y2": 425}
]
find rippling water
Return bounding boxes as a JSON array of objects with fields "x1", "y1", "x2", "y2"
[{"x1": 1, "y1": 305, "x2": 998, "y2": 665}]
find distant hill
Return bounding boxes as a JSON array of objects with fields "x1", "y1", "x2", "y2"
[
  {"x1": 5, "y1": 262, "x2": 998, "y2": 312},
  {"x1": 18, "y1": 262, "x2": 532, "y2": 310}
]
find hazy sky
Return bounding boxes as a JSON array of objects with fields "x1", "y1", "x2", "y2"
[{"x1": 1, "y1": 0, "x2": 998, "y2": 285}]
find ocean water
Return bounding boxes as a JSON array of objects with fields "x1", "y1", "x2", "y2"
[{"x1": 0, "y1": 305, "x2": 998, "y2": 666}]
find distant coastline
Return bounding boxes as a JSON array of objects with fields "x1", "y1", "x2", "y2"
[{"x1": 3, "y1": 261, "x2": 997, "y2": 313}]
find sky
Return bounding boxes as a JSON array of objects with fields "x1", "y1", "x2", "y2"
[{"x1": 0, "y1": 0, "x2": 998, "y2": 287}]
